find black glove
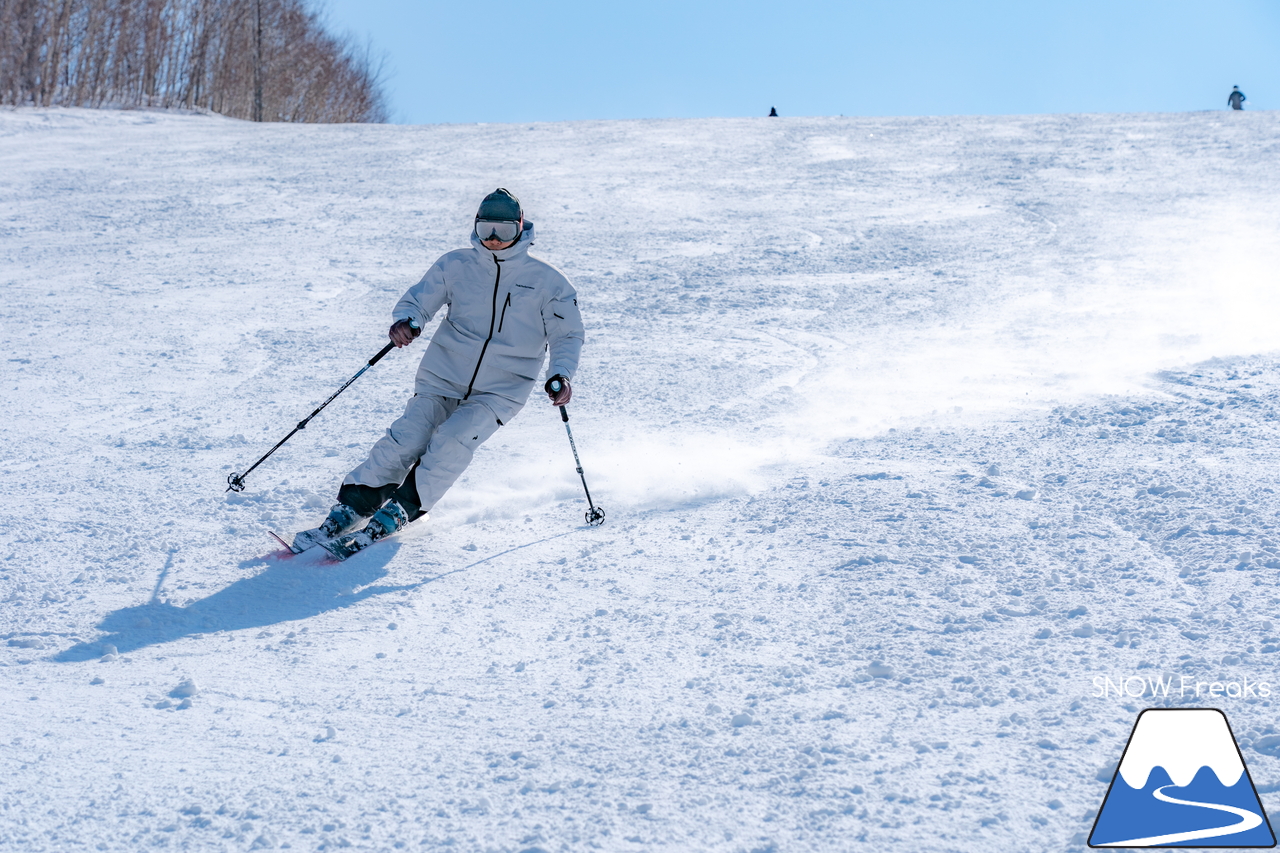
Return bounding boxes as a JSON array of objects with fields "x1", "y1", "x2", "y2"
[{"x1": 545, "y1": 374, "x2": 571, "y2": 405}]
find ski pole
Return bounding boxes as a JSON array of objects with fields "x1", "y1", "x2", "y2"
[
  {"x1": 549, "y1": 379, "x2": 605, "y2": 526},
  {"x1": 226, "y1": 342, "x2": 395, "y2": 493}
]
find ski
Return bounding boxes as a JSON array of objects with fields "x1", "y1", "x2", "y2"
[
  {"x1": 271, "y1": 529, "x2": 338, "y2": 557},
  {"x1": 268, "y1": 530, "x2": 294, "y2": 553},
  {"x1": 318, "y1": 532, "x2": 371, "y2": 562}
]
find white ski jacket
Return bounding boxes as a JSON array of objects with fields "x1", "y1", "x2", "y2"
[{"x1": 392, "y1": 221, "x2": 584, "y2": 421}]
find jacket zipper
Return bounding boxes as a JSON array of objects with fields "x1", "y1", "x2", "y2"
[
  {"x1": 497, "y1": 292, "x2": 512, "y2": 334},
  {"x1": 463, "y1": 259, "x2": 502, "y2": 399}
]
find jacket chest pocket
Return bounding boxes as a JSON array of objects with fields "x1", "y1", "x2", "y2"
[
  {"x1": 497, "y1": 292, "x2": 513, "y2": 333},
  {"x1": 498, "y1": 287, "x2": 537, "y2": 335}
]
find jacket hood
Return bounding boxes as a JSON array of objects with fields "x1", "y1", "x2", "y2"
[{"x1": 471, "y1": 219, "x2": 535, "y2": 260}]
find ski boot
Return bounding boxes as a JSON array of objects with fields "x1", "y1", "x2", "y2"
[
  {"x1": 321, "y1": 500, "x2": 410, "y2": 561},
  {"x1": 291, "y1": 503, "x2": 364, "y2": 554}
]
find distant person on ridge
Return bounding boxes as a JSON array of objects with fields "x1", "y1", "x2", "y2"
[
  {"x1": 768, "y1": 106, "x2": 779, "y2": 117},
  {"x1": 1228, "y1": 86, "x2": 1246, "y2": 110},
  {"x1": 291, "y1": 188, "x2": 584, "y2": 559}
]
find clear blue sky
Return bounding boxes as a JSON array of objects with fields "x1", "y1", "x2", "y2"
[{"x1": 321, "y1": 0, "x2": 1279, "y2": 124}]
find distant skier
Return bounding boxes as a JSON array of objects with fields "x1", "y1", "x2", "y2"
[
  {"x1": 1228, "y1": 86, "x2": 1246, "y2": 110},
  {"x1": 292, "y1": 188, "x2": 584, "y2": 559},
  {"x1": 768, "y1": 106, "x2": 778, "y2": 117}
]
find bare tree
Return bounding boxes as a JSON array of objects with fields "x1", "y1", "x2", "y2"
[{"x1": 0, "y1": 0, "x2": 388, "y2": 122}]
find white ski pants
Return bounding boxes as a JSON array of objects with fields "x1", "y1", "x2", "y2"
[{"x1": 343, "y1": 393, "x2": 503, "y2": 513}]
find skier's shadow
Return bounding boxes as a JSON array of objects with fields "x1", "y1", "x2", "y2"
[{"x1": 55, "y1": 543, "x2": 446, "y2": 662}]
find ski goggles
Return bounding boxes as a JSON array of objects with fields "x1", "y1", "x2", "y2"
[{"x1": 475, "y1": 219, "x2": 522, "y2": 242}]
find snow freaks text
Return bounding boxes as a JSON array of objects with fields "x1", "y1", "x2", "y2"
[{"x1": 1091, "y1": 674, "x2": 1273, "y2": 700}]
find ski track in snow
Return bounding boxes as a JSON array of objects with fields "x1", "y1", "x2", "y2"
[{"x1": 2, "y1": 107, "x2": 1280, "y2": 851}]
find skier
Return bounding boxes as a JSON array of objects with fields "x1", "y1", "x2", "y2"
[
  {"x1": 292, "y1": 188, "x2": 584, "y2": 559},
  {"x1": 1228, "y1": 86, "x2": 1246, "y2": 110},
  {"x1": 768, "y1": 106, "x2": 778, "y2": 117}
]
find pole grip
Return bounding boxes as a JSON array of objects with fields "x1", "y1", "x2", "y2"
[
  {"x1": 549, "y1": 379, "x2": 570, "y2": 421},
  {"x1": 368, "y1": 341, "x2": 395, "y2": 367}
]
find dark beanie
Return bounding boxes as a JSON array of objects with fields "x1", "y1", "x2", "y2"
[{"x1": 477, "y1": 188, "x2": 522, "y2": 221}]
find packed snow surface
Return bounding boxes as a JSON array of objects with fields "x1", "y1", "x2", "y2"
[{"x1": 2, "y1": 106, "x2": 1280, "y2": 851}]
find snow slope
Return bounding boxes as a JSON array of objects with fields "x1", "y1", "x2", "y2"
[{"x1": 2, "y1": 106, "x2": 1280, "y2": 851}]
